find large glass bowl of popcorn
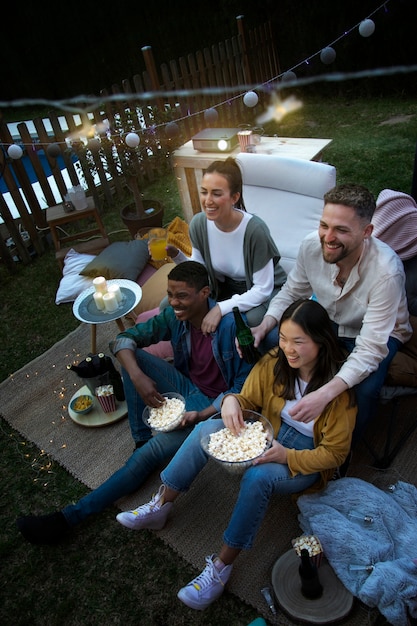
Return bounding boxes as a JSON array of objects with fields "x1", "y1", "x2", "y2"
[
  {"x1": 200, "y1": 409, "x2": 274, "y2": 474},
  {"x1": 142, "y1": 392, "x2": 186, "y2": 432}
]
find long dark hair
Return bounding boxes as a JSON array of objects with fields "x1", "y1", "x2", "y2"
[
  {"x1": 204, "y1": 157, "x2": 246, "y2": 210},
  {"x1": 273, "y1": 299, "x2": 347, "y2": 400}
]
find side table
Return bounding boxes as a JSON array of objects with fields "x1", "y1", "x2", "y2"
[
  {"x1": 73, "y1": 279, "x2": 142, "y2": 353},
  {"x1": 271, "y1": 549, "x2": 353, "y2": 624},
  {"x1": 46, "y1": 196, "x2": 110, "y2": 269},
  {"x1": 68, "y1": 384, "x2": 127, "y2": 427}
]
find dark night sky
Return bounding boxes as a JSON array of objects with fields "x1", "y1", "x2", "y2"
[{"x1": 2, "y1": 0, "x2": 416, "y2": 102}]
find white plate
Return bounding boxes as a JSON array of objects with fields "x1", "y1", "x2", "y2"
[
  {"x1": 73, "y1": 279, "x2": 142, "y2": 324},
  {"x1": 68, "y1": 385, "x2": 128, "y2": 427}
]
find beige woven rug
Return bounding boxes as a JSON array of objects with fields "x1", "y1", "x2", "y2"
[{"x1": 1, "y1": 321, "x2": 416, "y2": 625}]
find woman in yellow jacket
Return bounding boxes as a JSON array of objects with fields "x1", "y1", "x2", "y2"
[{"x1": 116, "y1": 299, "x2": 357, "y2": 611}]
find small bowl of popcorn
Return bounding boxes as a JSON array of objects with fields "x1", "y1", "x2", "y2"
[
  {"x1": 142, "y1": 392, "x2": 186, "y2": 432},
  {"x1": 70, "y1": 393, "x2": 94, "y2": 415},
  {"x1": 200, "y1": 409, "x2": 274, "y2": 474}
]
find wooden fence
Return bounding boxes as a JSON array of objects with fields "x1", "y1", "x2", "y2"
[{"x1": 0, "y1": 16, "x2": 280, "y2": 272}]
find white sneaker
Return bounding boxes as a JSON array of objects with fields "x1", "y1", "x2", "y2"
[
  {"x1": 116, "y1": 485, "x2": 172, "y2": 530},
  {"x1": 177, "y1": 555, "x2": 233, "y2": 610}
]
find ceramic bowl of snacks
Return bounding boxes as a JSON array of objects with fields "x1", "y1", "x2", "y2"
[
  {"x1": 200, "y1": 409, "x2": 274, "y2": 474},
  {"x1": 70, "y1": 394, "x2": 94, "y2": 415},
  {"x1": 142, "y1": 392, "x2": 186, "y2": 432}
]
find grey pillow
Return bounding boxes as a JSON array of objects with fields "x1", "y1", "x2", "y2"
[{"x1": 80, "y1": 240, "x2": 149, "y2": 281}]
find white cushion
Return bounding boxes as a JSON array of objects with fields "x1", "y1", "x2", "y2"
[
  {"x1": 55, "y1": 248, "x2": 95, "y2": 304},
  {"x1": 236, "y1": 153, "x2": 336, "y2": 274}
]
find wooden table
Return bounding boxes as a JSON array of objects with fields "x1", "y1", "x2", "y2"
[
  {"x1": 271, "y1": 549, "x2": 353, "y2": 624},
  {"x1": 171, "y1": 136, "x2": 332, "y2": 222},
  {"x1": 46, "y1": 196, "x2": 110, "y2": 269}
]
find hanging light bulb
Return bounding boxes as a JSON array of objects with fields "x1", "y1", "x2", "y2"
[
  {"x1": 320, "y1": 47, "x2": 336, "y2": 65},
  {"x1": 282, "y1": 71, "x2": 297, "y2": 83},
  {"x1": 46, "y1": 143, "x2": 61, "y2": 158},
  {"x1": 125, "y1": 132, "x2": 140, "y2": 148},
  {"x1": 243, "y1": 91, "x2": 258, "y2": 107},
  {"x1": 8, "y1": 144, "x2": 23, "y2": 159},
  {"x1": 165, "y1": 122, "x2": 180, "y2": 138},
  {"x1": 87, "y1": 138, "x2": 101, "y2": 153},
  {"x1": 204, "y1": 108, "x2": 219, "y2": 124},
  {"x1": 359, "y1": 19, "x2": 375, "y2": 37}
]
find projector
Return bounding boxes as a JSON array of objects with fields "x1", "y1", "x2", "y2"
[{"x1": 192, "y1": 128, "x2": 240, "y2": 152}]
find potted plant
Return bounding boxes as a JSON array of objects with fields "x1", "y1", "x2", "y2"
[{"x1": 71, "y1": 105, "x2": 182, "y2": 238}]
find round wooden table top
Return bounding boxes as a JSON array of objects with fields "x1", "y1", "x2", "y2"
[{"x1": 271, "y1": 549, "x2": 354, "y2": 624}]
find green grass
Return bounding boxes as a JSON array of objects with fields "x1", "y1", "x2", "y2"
[{"x1": 1, "y1": 94, "x2": 414, "y2": 625}]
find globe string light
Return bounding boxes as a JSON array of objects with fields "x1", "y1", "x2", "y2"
[{"x1": 0, "y1": 0, "x2": 406, "y2": 156}]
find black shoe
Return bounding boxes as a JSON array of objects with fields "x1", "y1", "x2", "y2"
[{"x1": 16, "y1": 511, "x2": 70, "y2": 545}]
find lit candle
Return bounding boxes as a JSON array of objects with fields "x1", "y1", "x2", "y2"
[
  {"x1": 93, "y1": 276, "x2": 107, "y2": 294},
  {"x1": 93, "y1": 291, "x2": 105, "y2": 311},
  {"x1": 108, "y1": 283, "x2": 123, "y2": 304},
  {"x1": 102, "y1": 292, "x2": 118, "y2": 312}
]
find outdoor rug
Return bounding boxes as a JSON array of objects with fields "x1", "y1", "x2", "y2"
[{"x1": 1, "y1": 321, "x2": 417, "y2": 625}]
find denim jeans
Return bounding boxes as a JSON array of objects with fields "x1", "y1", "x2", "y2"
[
  {"x1": 123, "y1": 349, "x2": 218, "y2": 444},
  {"x1": 161, "y1": 420, "x2": 318, "y2": 550},
  {"x1": 62, "y1": 426, "x2": 193, "y2": 526},
  {"x1": 336, "y1": 334, "x2": 401, "y2": 444},
  {"x1": 262, "y1": 327, "x2": 401, "y2": 445}
]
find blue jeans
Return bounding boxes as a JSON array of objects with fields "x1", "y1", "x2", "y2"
[
  {"x1": 161, "y1": 420, "x2": 318, "y2": 550},
  {"x1": 62, "y1": 426, "x2": 193, "y2": 526},
  {"x1": 262, "y1": 327, "x2": 401, "y2": 445},
  {"x1": 123, "y1": 349, "x2": 217, "y2": 444}
]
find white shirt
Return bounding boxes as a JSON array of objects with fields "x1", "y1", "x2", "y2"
[
  {"x1": 280, "y1": 379, "x2": 314, "y2": 437},
  {"x1": 266, "y1": 232, "x2": 412, "y2": 388},
  {"x1": 175, "y1": 211, "x2": 274, "y2": 316}
]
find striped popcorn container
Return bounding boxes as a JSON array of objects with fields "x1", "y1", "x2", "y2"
[{"x1": 95, "y1": 384, "x2": 116, "y2": 413}]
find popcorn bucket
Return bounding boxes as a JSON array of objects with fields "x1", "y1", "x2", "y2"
[
  {"x1": 292, "y1": 535, "x2": 323, "y2": 567},
  {"x1": 238, "y1": 130, "x2": 253, "y2": 152},
  {"x1": 95, "y1": 385, "x2": 116, "y2": 413}
]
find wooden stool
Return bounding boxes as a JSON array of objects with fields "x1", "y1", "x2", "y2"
[{"x1": 271, "y1": 549, "x2": 353, "y2": 624}]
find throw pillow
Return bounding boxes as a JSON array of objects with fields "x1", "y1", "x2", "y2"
[
  {"x1": 134, "y1": 263, "x2": 173, "y2": 315},
  {"x1": 80, "y1": 239, "x2": 149, "y2": 281},
  {"x1": 135, "y1": 308, "x2": 174, "y2": 360},
  {"x1": 55, "y1": 249, "x2": 95, "y2": 304}
]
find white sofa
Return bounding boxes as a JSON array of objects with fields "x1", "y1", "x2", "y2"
[
  {"x1": 132, "y1": 153, "x2": 337, "y2": 319},
  {"x1": 235, "y1": 153, "x2": 336, "y2": 274}
]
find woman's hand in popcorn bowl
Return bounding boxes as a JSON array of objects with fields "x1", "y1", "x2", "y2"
[{"x1": 200, "y1": 408, "x2": 273, "y2": 474}]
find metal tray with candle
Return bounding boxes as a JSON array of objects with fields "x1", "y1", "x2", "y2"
[{"x1": 73, "y1": 279, "x2": 142, "y2": 324}]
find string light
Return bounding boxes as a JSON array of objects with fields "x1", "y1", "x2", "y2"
[{"x1": 0, "y1": 0, "x2": 403, "y2": 157}]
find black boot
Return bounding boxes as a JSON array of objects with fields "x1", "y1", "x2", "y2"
[{"x1": 16, "y1": 511, "x2": 70, "y2": 545}]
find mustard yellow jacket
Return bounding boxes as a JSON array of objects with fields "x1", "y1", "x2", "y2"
[{"x1": 231, "y1": 354, "x2": 357, "y2": 492}]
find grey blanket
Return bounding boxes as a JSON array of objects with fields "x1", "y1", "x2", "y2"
[{"x1": 297, "y1": 477, "x2": 417, "y2": 626}]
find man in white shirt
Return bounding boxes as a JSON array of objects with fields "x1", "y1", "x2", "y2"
[{"x1": 252, "y1": 183, "x2": 412, "y2": 453}]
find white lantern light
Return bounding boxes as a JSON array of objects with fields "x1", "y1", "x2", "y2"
[
  {"x1": 46, "y1": 143, "x2": 61, "y2": 158},
  {"x1": 243, "y1": 91, "x2": 258, "y2": 108},
  {"x1": 282, "y1": 71, "x2": 297, "y2": 83},
  {"x1": 165, "y1": 122, "x2": 180, "y2": 138},
  {"x1": 125, "y1": 132, "x2": 140, "y2": 148},
  {"x1": 8, "y1": 144, "x2": 23, "y2": 159},
  {"x1": 359, "y1": 19, "x2": 375, "y2": 37},
  {"x1": 320, "y1": 47, "x2": 336, "y2": 65},
  {"x1": 204, "y1": 108, "x2": 219, "y2": 124},
  {"x1": 87, "y1": 138, "x2": 101, "y2": 153}
]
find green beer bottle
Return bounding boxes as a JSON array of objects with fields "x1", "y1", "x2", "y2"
[{"x1": 232, "y1": 307, "x2": 260, "y2": 365}]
